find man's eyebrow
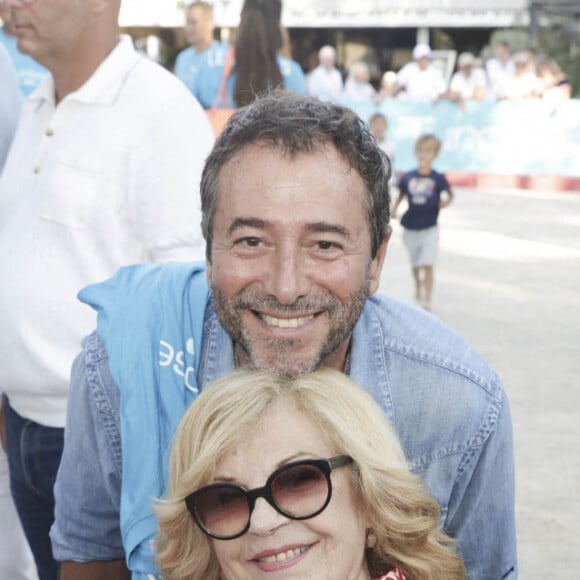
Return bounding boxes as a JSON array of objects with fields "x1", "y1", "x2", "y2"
[
  {"x1": 227, "y1": 217, "x2": 268, "y2": 236},
  {"x1": 306, "y1": 222, "x2": 353, "y2": 240},
  {"x1": 226, "y1": 219, "x2": 353, "y2": 241}
]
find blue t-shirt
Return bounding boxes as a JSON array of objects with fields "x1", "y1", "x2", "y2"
[
  {"x1": 174, "y1": 40, "x2": 227, "y2": 97},
  {"x1": 0, "y1": 29, "x2": 47, "y2": 96},
  {"x1": 194, "y1": 53, "x2": 307, "y2": 109},
  {"x1": 398, "y1": 168, "x2": 450, "y2": 230}
]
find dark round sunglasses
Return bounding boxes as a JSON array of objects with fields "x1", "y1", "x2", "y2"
[{"x1": 185, "y1": 455, "x2": 353, "y2": 540}]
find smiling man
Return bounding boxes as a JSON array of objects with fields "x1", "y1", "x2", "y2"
[
  {"x1": 52, "y1": 92, "x2": 517, "y2": 580},
  {"x1": 207, "y1": 143, "x2": 381, "y2": 376}
]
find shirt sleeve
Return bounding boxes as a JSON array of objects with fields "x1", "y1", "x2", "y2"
[
  {"x1": 50, "y1": 333, "x2": 125, "y2": 562},
  {"x1": 445, "y1": 390, "x2": 518, "y2": 578},
  {"x1": 129, "y1": 85, "x2": 215, "y2": 264}
]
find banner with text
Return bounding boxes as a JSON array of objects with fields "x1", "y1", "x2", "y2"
[{"x1": 344, "y1": 99, "x2": 580, "y2": 178}]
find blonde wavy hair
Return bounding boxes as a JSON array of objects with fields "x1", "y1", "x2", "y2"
[{"x1": 155, "y1": 368, "x2": 465, "y2": 579}]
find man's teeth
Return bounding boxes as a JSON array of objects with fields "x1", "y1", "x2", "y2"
[
  {"x1": 258, "y1": 546, "x2": 307, "y2": 563},
  {"x1": 260, "y1": 314, "x2": 314, "y2": 328}
]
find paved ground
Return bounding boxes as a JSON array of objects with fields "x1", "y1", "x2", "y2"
[{"x1": 378, "y1": 185, "x2": 580, "y2": 578}]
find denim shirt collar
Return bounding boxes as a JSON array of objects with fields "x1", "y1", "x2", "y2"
[
  {"x1": 349, "y1": 298, "x2": 395, "y2": 424},
  {"x1": 198, "y1": 299, "x2": 236, "y2": 388},
  {"x1": 198, "y1": 297, "x2": 394, "y2": 425}
]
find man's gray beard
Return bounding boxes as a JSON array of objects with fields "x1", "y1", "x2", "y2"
[{"x1": 211, "y1": 275, "x2": 370, "y2": 378}]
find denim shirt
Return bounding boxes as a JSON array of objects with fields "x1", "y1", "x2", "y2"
[{"x1": 51, "y1": 295, "x2": 517, "y2": 579}]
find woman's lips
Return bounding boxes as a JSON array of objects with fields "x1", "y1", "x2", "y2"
[
  {"x1": 251, "y1": 543, "x2": 313, "y2": 572},
  {"x1": 254, "y1": 545, "x2": 309, "y2": 563}
]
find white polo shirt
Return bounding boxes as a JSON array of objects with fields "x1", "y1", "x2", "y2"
[{"x1": 0, "y1": 36, "x2": 214, "y2": 427}]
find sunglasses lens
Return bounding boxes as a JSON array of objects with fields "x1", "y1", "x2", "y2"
[
  {"x1": 272, "y1": 463, "x2": 330, "y2": 518},
  {"x1": 192, "y1": 485, "x2": 249, "y2": 539}
]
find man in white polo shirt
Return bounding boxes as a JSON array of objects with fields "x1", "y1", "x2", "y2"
[{"x1": 0, "y1": 0, "x2": 213, "y2": 578}]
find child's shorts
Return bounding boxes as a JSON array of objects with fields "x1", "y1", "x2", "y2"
[{"x1": 402, "y1": 225, "x2": 439, "y2": 267}]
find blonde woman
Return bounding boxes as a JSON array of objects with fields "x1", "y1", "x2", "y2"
[{"x1": 155, "y1": 368, "x2": 465, "y2": 579}]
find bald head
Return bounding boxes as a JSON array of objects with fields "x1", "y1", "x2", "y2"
[{"x1": 318, "y1": 45, "x2": 336, "y2": 70}]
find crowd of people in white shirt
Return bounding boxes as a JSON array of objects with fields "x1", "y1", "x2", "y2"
[{"x1": 306, "y1": 40, "x2": 573, "y2": 107}]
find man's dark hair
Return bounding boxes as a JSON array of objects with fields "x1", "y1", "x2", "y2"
[{"x1": 201, "y1": 91, "x2": 392, "y2": 261}]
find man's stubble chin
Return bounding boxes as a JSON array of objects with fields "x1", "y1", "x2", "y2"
[
  {"x1": 211, "y1": 273, "x2": 370, "y2": 377},
  {"x1": 239, "y1": 334, "x2": 323, "y2": 378}
]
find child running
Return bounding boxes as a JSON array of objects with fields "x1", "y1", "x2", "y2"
[{"x1": 391, "y1": 134, "x2": 454, "y2": 310}]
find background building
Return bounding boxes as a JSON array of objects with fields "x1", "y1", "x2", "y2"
[{"x1": 119, "y1": 0, "x2": 579, "y2": 94}]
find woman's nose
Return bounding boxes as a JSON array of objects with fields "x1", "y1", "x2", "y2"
[{"x1": 247, "y1": 497, "x2": 288, "y2": 535}]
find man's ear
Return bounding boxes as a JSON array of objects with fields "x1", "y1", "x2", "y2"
[{"x1": 368, "y1": 226, "x2": 391, "y2": 296}]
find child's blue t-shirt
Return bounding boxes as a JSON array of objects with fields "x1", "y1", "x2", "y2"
[{"x1": 398, "y1": 169, "x2": 450, "y2": 230}]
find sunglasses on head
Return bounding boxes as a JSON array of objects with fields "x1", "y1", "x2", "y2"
[{"x1": 185, "y1": 455, "x2": 353, "y2": 540}]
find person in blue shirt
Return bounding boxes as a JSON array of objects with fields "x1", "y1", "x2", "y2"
[
  {"x1": 51, "y1": 91, "x2": 516, "y2": 580},
  {"x1": 0, "y1": 5, "x2": 47, "y2": 96},
  {"x1": 391, "y1": 134, "x2": 454, "y2": 311},
  {"x1": 193, "y1": 0, "x2": 306, "y2": 109},
  {"x1": 173, "y1": 1, "x2": 226, "y2": 97}
]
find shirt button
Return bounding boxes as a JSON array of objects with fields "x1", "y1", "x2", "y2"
[
  {"x1": 45, "y1": 128, "x2": 54, "y2": 137},
  {"x1": 33, "y1": 165, "x2": 41, "y2": 174}
]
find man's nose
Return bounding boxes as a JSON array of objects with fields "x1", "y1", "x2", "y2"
[{"x1": 265, "y1": 245, "x2": 311, "y2": 305}]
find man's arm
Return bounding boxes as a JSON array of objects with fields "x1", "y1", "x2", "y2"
[
  {"x1": 51, "y1": 333, "x2": 126, "y2": 568},
  {"x1": 447, "y1": 391, "x2": 518, "y2": 578},
  {"x1": 59, "y1": 560, "x2": 129, "y2": 580},
  {"x1": 132, "y1": 83, "x2": 214, "y2": 264}
]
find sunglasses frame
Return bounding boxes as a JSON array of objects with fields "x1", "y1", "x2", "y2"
[{"x1": 185, "y1": 455, "x2": 353, "y2": 540}]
